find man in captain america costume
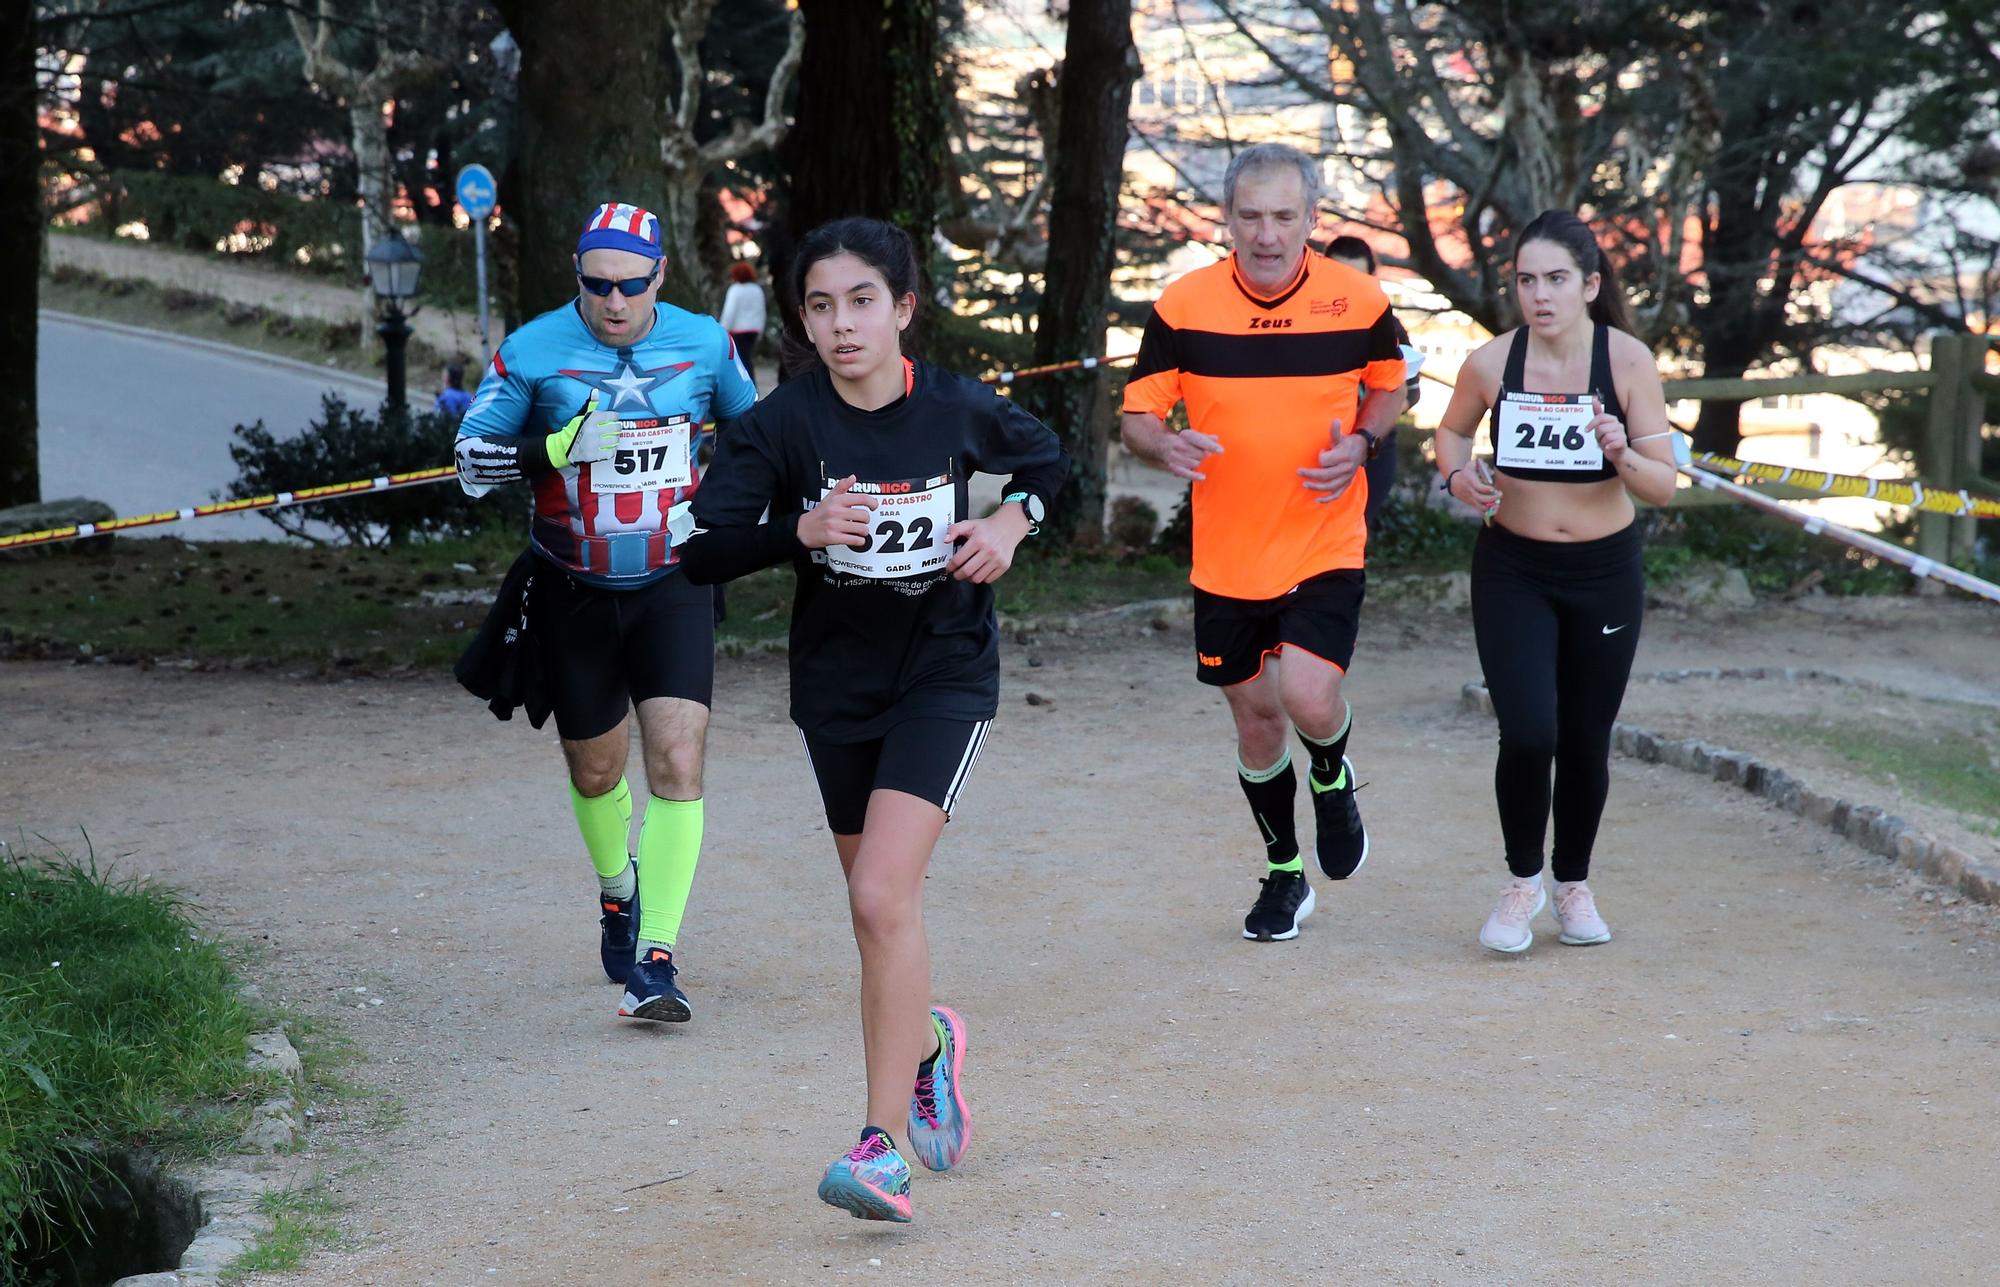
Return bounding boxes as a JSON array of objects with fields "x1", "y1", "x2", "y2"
[{"x1": 455, "y1": 201, "x2": 757, "y2": 1024}]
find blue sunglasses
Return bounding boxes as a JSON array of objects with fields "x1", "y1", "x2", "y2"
[{"x1": 576, "y1": 262, "x2": 661, "y2": 297}]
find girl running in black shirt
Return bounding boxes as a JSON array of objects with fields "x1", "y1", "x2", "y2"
[
  {"x1": 677, "y1": 217, "x2": 1068, "y2": 1223},
  {"x1": 1433, "y1": 210, "x2": 1678, "y2": 954}
]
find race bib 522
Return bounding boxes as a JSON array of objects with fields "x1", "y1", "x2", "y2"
[{"x1": 816, "y1": 473, "x2": 956, "y2": 580}]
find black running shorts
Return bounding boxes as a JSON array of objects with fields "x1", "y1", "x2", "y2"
[
  {"x1": 535, "y1": 558, "x2": 716, "y2": 741},
  {"x1": 800, "y1": 718, "x2": 992, "y2": 835},
  {"x1": 1192, "y1": 568, "x2": 1365, "y2": 687}
]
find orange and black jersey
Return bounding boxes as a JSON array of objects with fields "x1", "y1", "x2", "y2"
[{"x1": 1123, "y1": 251, "x2": 1405, "y2": 601}]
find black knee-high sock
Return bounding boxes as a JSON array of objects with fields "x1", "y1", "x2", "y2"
[
  {"x1": 1298, "y1": 701, "x2": 1352, "y2": 786},
  {"x1": 1238, "y1": 752, "x2": 1301, "y2": 870}
]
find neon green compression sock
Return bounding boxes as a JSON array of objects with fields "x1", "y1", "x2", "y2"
[
  {"x1": 570, "y1": 777, "x2": 634, "y2": 899},
  {"x1": 635, "y1": 795, "x2": 704, "y2": 954}
]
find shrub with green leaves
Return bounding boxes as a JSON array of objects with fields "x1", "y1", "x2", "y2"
[
  {"x1": 1643, "y1": 506, "x2": 1908, "y2": 596},
  {"x1": 1367, "y1": 492, "x2": 1479, "y2": 573},
  {"x1": 225, "y1": 394, "x2": 525, "y2": 548}
]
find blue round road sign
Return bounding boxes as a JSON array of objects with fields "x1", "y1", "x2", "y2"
[{"x1": 455, "y1": 164, "x2": 497, "y2": 220}]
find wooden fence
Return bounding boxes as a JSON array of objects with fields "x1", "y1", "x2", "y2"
[{"x1": 1660, "y1": 333, "x2": 1995, "y2": 576}]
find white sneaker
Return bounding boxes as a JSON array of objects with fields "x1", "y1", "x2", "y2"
[
  {"x1": 1553, "y1": 880, "x2": 1612, "y2": 945},
  {"x1": 1479, "y1": 875, "x2": 1547, "y2": 954}
]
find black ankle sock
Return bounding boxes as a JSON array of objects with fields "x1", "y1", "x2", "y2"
[
  {"x1": 917, "y1": 1042, "x2": 940, "y2": 1079},
  {"x1": 860, "y1": 1125, "x2": 896, "y2": 1149},
  {"x1": 1238, "y1": 753, "x2": 1300, "y2": 867}
]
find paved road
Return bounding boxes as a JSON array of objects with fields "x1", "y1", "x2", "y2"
[
  {"x1": 34, "y1": 311, "x2": 1192, "y2": 545},
  {"x1": 36, "y1": 312, "x2": 386, "y2": 541}
]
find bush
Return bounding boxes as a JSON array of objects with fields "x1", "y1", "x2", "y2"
[
  {"x1": 96, "y1": 170, "x2": 358, "y2": 278},
  {"x1": 225, "y1": 394, "x2": 523, "y2": 547},
  {"x1": 1106, "y1": 495, "x2": 1159, "y2": 550},
  {"x1": 1642, "y1": 506, "x2": 1908, "y2": 595},
  {"x1": 80, "y1": 170, "x2": 511, "y2": 313},
  {"x1": 1367, "y1": 491, "x2": 1478, "y2": 573}
]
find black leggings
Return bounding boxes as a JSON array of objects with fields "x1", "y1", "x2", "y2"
[{"x1": 1471, "y1": 522, "x2": 1644, "y2": 882}]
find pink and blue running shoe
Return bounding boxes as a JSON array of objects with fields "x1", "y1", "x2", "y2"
[
  {"x1": 907, "y1": 1005, "x2": 972, "y2": 1172},
  {"x1": 817, "y1": 1130, "x2": 913, "y2": 1222}
]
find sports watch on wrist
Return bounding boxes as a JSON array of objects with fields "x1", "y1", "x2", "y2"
[
  {"x1": 1002, "y1": 490, "x2": 1044, "y2": 535},
  {"x1": 1355, "y1": 427, "x2": 1382, "y2": 461}
]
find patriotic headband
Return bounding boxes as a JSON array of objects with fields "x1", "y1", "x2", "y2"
[{"x1": 577, "y1": 202, "x2": 664, "y2": 260}]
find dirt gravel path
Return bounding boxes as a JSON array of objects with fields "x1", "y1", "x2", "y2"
[{"x1": 5, "y1": 599, "x2": 1998, "y2": 1285}]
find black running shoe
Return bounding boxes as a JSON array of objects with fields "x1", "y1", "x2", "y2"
[
  {"x1": 599, "y1": 860, "x2": 639, "y2": 985},
  {"x1": 1243, "y1": 870, "x2": 1316, "y2": 941},
  {"x1": 619, "y1": 947, "x2": 691, "y2": 1023},
  {"x1": 1310, "y1": 755, "x2": 1370, "y2": 880}
]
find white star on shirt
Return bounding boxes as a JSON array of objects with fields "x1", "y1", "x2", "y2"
[{"x1": 600, "y1": 362, "x2": 658, "y2": 410}]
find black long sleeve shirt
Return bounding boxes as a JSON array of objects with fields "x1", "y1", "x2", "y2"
[{"x1": 678, "y1": 359, "x2": 1069, "y2": 741}]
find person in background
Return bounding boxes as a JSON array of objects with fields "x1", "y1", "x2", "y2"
[
  {"x1": 434, "y1": 360, "x2": 473, "y2": 421},
  {"x1": 720, "y1": 261, "x2": 768, "y2": 383},
  {"x1": 1325, "y1": 236, "x2": 1422, "y2": 539}
]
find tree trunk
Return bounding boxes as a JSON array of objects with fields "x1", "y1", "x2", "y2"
[
  {"x1": 694, "y1": 178, "x2": 730, "y2": 307},
  {"x1": 499, "y1": 0, "x2": 679, "y2": 317},
  {"x1": 776, "y1": 0, "x2": 950, "y2": 356},
  {"x1": 0, "y1": 0, "x2": 38, "y2": 507},
  {"x1": 350, "y1": 101, "x2": 395, "y2": 255},
  {"x1": 655, "y1": 169, "x2": 710, "y2": 312},
  {"x1": 1689, "y1": 86, "x2": 1789, "y2": 457},
  {"x1": 1013, "y1": 0, "x2": 1139, "y2": 547}
]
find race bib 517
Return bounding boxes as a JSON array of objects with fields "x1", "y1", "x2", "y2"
[{"x1": 593, "y1": 415, "x2": 693, "y2": 493}]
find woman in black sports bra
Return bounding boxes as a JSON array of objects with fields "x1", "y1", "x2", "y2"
[{"x1": 1433, "y1": 209, "x2": 1679, "y2": 955}]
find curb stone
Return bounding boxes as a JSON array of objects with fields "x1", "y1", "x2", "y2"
[
  {"x1": 108, "y1": 1026, "x2": 308, "y2": 1287},
  {"x1": 1458, "y1": 682, "x2": 2000, "y2": 908}
]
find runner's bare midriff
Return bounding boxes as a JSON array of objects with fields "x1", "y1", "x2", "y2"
[{"x1": 1492, "y1": 473, "x2": 1635, "y2": 542}]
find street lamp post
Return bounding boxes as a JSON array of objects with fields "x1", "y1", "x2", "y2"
[{"x1": 365, "y1": 235, "x2": 425, "y2": 412}]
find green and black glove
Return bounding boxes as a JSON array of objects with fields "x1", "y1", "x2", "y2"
[{"x1": 545, "y1": 391, "x2": 623, "y2": 469}]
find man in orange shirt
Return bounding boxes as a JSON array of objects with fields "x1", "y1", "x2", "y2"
[{"x1": 1121, "y1": 142, "x2": 1406, "y2": 943}]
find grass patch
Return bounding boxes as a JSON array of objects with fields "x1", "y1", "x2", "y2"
[
  {"x1": 0, "y1": 529, "x2": 525, "y2": 672},
  {"x1": 1, "y1": 838, "x2": 274, "y2": 1274},
  {"x1": 1726, "y1": 713, "x2": 2000, "y2": 824},
  {"x1": 1, "y1": 534, "x2": 1194, "y2": 671},
  {"x1": 718, "y1": 548, "x2": 1194, "y2": 646},
  {"x1": 219, "y1": 1185, "x2": 342, "y2": 1282},
  {"x1": 995, "y1": 548, "x2": 1191, "y2": 618}
]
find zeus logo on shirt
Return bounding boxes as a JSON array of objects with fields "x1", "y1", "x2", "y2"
[{"x1": 1247, "y1": 317, "x2": 1293, "y2": 330}]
